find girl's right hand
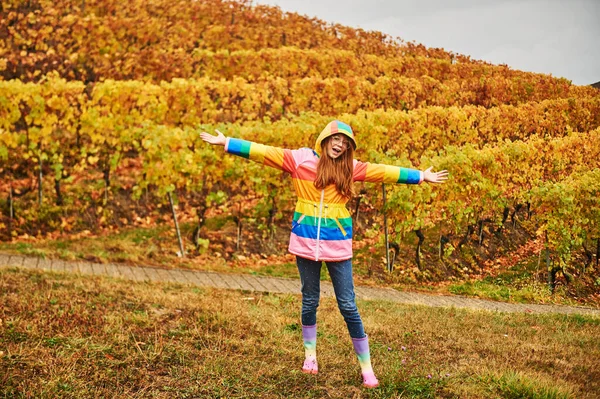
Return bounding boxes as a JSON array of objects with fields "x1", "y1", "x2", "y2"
[{"x1": 199, "y1": 129, "x2": 227, "y2": 146}]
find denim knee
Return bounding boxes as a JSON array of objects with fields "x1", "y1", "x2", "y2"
[
  {"x1": 337, "y1": 298, "x2": 359, "y2": 318},
  {"x1": 302, "y1": 295, "x2": 320, "y2": 312}
]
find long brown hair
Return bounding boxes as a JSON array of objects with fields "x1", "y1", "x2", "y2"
[{"x1": 314, "y1": 137, "x2": 355, "y2": 198}]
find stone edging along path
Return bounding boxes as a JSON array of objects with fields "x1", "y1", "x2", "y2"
[{"x1": 1, "y1": 253, "x2": 599, "y2": 317}]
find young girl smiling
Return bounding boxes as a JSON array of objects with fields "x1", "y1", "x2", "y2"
[{"x1": 200, "y1": 120, "x2": 447, "y2": 388}]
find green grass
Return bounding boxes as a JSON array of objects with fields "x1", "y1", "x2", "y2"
[
  {"x1": 249, "y1": 261, "x2": 299, "y2": 278},
  {"x1": 447, "y1": 260, "x2": 581, "y2": 306},
  {"x1": 0, "y1": 225, "x2": 173, "y2": 264},
  {"x1": 482, "y1": 370, "x2": 574, "y2": 399},
  {"x1": 250, "y1": 261, "x2": 330, "y2": 280},
  {"x1": 448, "y1": 279, "x2": 556, "y2": 303},
  {"x1": 1, "y1": 268, "x2": 599, "y2": 398}
]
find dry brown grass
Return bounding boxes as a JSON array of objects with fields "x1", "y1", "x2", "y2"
[{"x1": 1, "y1": 267, "x2": 599, "y2": 398}]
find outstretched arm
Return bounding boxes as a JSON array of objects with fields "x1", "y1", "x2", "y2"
[
  {"x1": 200, "y1": 129, "x2": 298, "y2": 173},
  {"x1": 354, "y1": 160, "x2": 448, "y2": 185}
]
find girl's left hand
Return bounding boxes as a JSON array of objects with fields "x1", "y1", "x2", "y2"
[
  {"x1": 423, "y1": 167, "x2": 449, "y2": 183},
  {"x1": 199, "y1": 129, "x2": 227, "y2": 146}
]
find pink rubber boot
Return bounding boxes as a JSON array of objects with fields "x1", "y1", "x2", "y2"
[
  {"x1": 301, "y1": 324, "x2": 318, "y2": 374},
  {"x1": 352, "y1": 336, "x2": 379, "y2": 388}
]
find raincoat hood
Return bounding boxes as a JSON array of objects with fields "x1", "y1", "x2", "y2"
[{"x1": 314, "y1": 120, "x2": 357, "y2": 156}]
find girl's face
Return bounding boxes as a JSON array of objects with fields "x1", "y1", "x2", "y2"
[{"x1": 326, "y1": 134, "x2": 351, "y2": 159}]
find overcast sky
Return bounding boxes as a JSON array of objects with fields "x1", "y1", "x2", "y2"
[{"x1": 254, "y1": 0, "x2": 599, "y2": 86}]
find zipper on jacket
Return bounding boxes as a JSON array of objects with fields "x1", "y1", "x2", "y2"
[{"x1": 315, "y1": 190, "x2": 325, "y2": 261}]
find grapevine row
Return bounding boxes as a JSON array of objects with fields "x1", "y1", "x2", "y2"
[
  {"x1": 356, "y1": 129, "x2": 600, "y2": 277},
  {"x1": 2, "y1": 76, "x2": 600, "y2": 200},
  {"x1": 1, "y1": 0, "x2": 473, "y2": 83},
  {"x1": 1, "y1": 77, "x2": 599, "y2": 140}
]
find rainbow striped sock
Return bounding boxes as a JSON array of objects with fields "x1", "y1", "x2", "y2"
[
  {"x1": 302, "y1": 324, "x2": 318, "y2": 374},
  {"x1": 352, "y1": 336, "x2": 379, "y2": 388}
]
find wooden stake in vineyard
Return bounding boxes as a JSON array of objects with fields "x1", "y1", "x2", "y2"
[
  {"x1": 597, "y1": 238, "x2": 600, "y2": 269},
  {"x1": 168, "y1": 192, "x2": 185, "y2": 258},
  {"x1": 382, "y1": 183, "x2": 391, "y2": 272},
  {"x1": 8, "y1": 183, "x2": 14, "y2": 238},
  {"x1": 38, "y1": 154, "x2": 43, "y2": 206}
]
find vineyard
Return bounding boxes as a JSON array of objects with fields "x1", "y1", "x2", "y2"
[{"x1": 1, "y1": 0, "x2": 599, "y2": 303}]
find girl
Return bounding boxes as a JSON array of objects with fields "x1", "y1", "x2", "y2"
[{"x1": 200, "y1": 121, "x2": 448, "y2": 388}]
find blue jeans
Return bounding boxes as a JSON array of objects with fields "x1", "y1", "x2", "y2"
[{"x1": 296, "y1": 256, "x2": 366, "y2": 339}]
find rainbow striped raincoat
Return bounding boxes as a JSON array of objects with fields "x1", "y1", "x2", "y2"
[{"x1": 224, "y1": 121, "x2": 423, "y2": 261}]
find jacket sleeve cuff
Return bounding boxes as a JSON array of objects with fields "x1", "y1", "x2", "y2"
[{"x1": 224, "y1": 137, "x2": 231, "y2": 152}]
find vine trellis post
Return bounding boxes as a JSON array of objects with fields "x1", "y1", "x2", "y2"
[
  {"x1": 596, "y1": 238, "x2": 600, "y2": 268},
  {"x1": 8, "y1": 183, "x2": 14, "y2": 237},
  {"x1": 382, "y1": 183, "x2": 391, "y2": 272},
  {"x1": 38, "y1": 153, "x2": 43, "y2": 206},
  {"x1": 168, "y1": 192, "x2": 185, "y2": 258}
]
